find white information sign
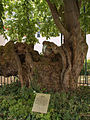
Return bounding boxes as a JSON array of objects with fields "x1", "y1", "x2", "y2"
[{"x1": 32, "y1": 93, "x2": 50, "y2": 113}]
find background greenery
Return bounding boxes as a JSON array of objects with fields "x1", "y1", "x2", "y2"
[
  {"x1": 0, "y1": 1, "x2": 90, "y2": 119},
  {"x1": 0, "y1": 82, "x2": 90, "y2": 120},
  {"x1": 0, "y1": 0, "x2": 90, "y2": 43},
  {"x1": 80, "y1": 60, "x2": 90, "y2": 75}
]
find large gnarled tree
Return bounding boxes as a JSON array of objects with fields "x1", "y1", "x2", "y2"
[{"x1": 0, "y1": 0, "x2": 90, "y2": 91}]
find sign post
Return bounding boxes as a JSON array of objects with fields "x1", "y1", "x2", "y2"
[{"x1": 32, "y1": 93, "x2": 50, "y2": 113}]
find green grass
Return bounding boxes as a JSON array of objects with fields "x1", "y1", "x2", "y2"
[{"x1": 0, "y1": 82, "x2": 90, "y2": 120}]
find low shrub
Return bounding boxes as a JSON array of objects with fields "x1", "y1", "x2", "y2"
[
  {"x1": 80, "y1": 60, "x2": 90, "y2": 75},
  {"x1": 0, "y1": 82, "x2": 90, "y2": 120}
]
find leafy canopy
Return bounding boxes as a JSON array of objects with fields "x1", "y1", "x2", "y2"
[
  {"x1": 0, "y1": 0, "x2": 4, "y2": 33},
  {"x1": 0, "y1": 0, "x2": 90, "y2": 43}
]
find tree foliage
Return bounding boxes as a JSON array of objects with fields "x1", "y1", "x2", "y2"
[
  {"x1": 0, "y1": 0, "x2": 4, "y2": 33},
  {"x1": 0, "y1": 0, "x2": 89, "y2": 91},
  {"x1": 0, "y1": 0, "x2": 90, "y2": 43},
  {"x1": 80, "y1": 0, "x2": 90, "y2": 34}
]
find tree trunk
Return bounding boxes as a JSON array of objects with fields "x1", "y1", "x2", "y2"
[
  {"x1": 0, "y1": 0, "x2": 88, "y2": 92},
  {"x1": 0, "y1": 38, "x2": 88, "y2": 92},
  {"x1": 45, "y1": 0, "x2": 88, "y2": 91}
]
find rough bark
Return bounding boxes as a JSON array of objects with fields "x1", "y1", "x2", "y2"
[
  {"x1": 46, "y1": 0, "x2": 69, "y2": 38},
  {"x1": 0, "y1": 0, "x2": 88, "y2": 92},
  {"x1": 0, "y1": 38, "x2": 88, "y2": 92},
  {"x1": 0, "y1": 41, "x2": 63, "y2": 91},
  {"x1": 45, "y1": 0, "x2": 88, "y2": 90}
]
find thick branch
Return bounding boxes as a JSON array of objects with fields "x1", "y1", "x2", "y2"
[
  {"x1": 75, "y1": 0, "x2": 81, "y2": 16},
  {"x1": 77, "y1": 0, "x2": 82, "y2": 9},
  {"x1": 46, "y1": 0, "x2": 69, "y2": 37},
  {"x1": 63, "y1": 0, "x2": 80, "y2": 33}
]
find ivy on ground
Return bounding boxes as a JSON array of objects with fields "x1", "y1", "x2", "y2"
[{"x1": 0, "y1": 82, "x2": 90, "y2": 120}]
